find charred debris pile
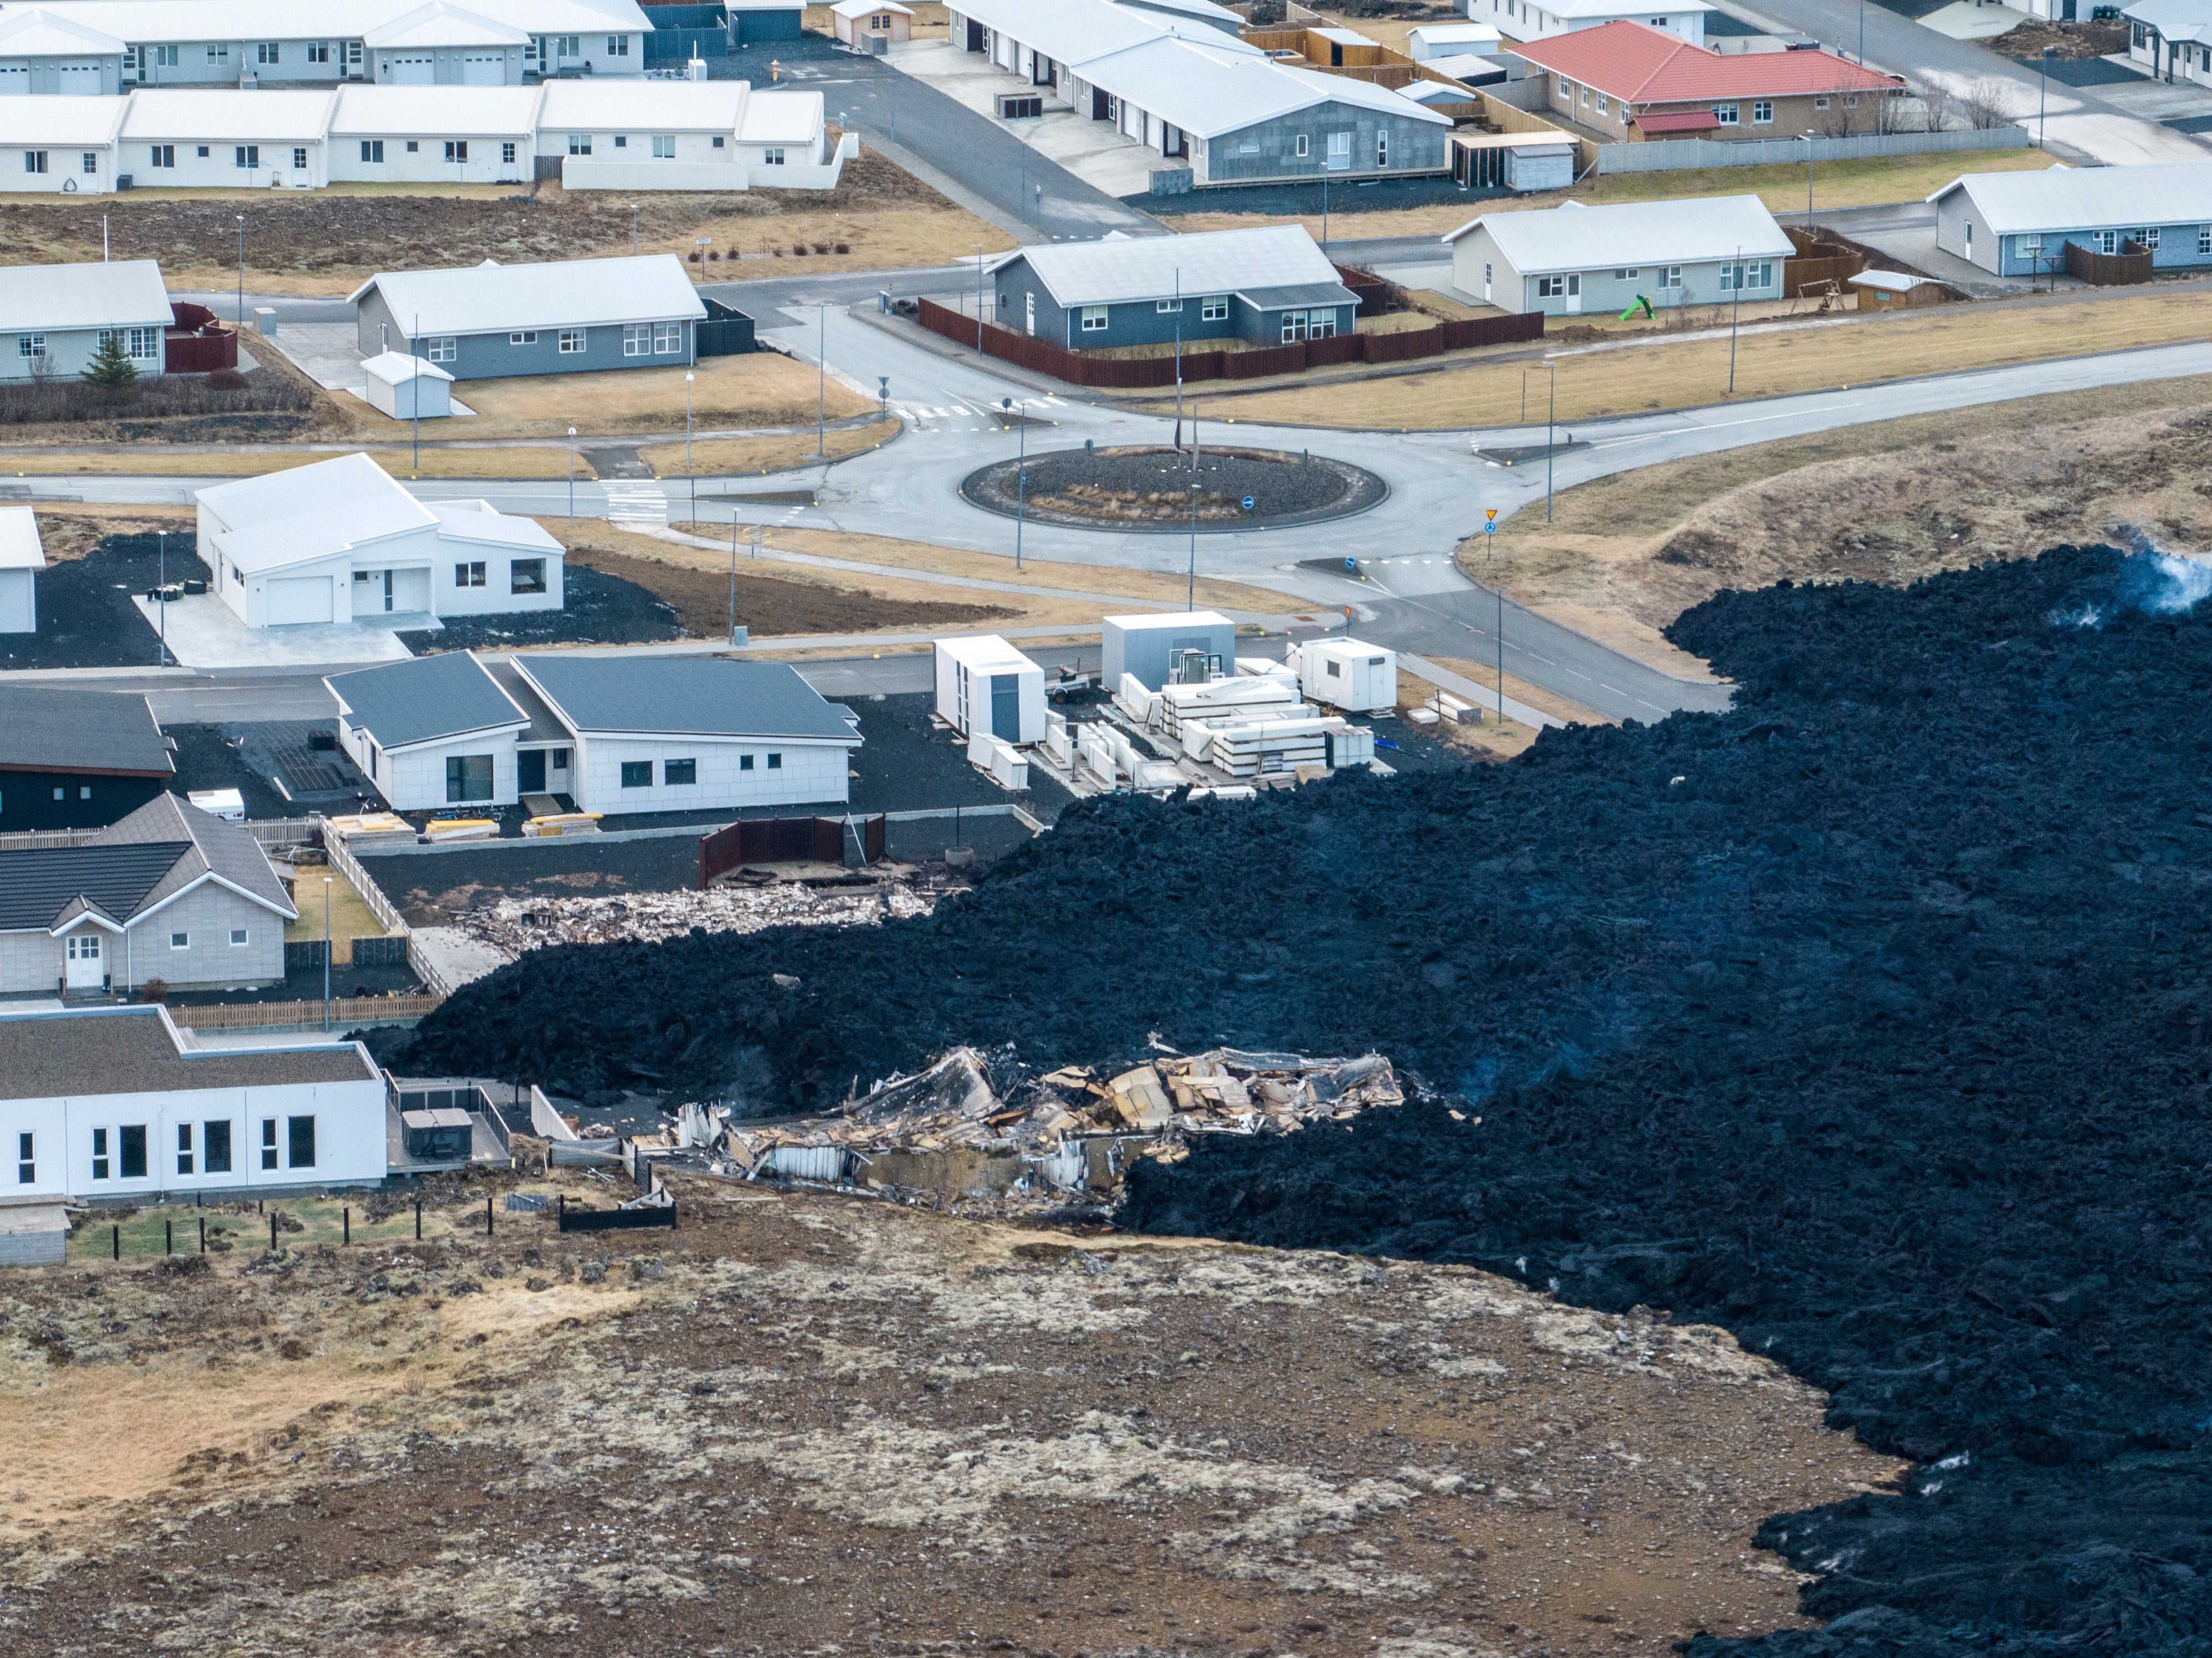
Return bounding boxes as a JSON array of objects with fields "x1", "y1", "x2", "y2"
[{"x1": 404, "y1": 544, "x2": 2212, "y2": 1657}]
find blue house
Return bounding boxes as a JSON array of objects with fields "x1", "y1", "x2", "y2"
[
  {"x1": 987, "y1": 225, "x2": 1359, "y2": 351},
  {"x1": 349, "y1": 254, "x2": 706, "y2": 380},
  {"x1": 1929, "y1": 161, "x2": 2212, "y2": 277}
]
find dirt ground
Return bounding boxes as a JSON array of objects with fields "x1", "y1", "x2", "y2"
[
  {"x1": 635, "y1": 415, "x2": 896, "y2": 477},
  {"x1": 1464, "y1": 375, "x2": 2212, "y2": 655},
  {"x1": 1995, "y1": 17, "x2": 2128, "y2": 57},
  {"x1": 0, "y1": 151, "x2": 1012, "y2": 298},
  {"x1": 0, "y1": 1173, "x2": 1904, "y2": 1657}
]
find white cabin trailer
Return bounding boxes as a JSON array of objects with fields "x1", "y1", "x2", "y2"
[
  {"x1": 1296, "y1": 637, "x2": 1397, "y2": 712},
  {"x1": 934, "y1": 634, "x2": 1046, "y2": 744},
  {"x1": 1102, "y1": 611, "x2": 1237, "y2": 692}
]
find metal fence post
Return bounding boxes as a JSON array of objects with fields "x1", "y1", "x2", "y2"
[
  {"x1": 199, "y1": 1217, "x2": 207, "y2": 1254},
  {"x1": 416, "y1": 1198, "x2": 423, "y2": 1240},
  {"x1": 270, "y1": 1214, "x2": 278, "y2": 1252},
  {"x1": 165, "y1": 1220, "x2": 172, "y2": 1256},
  {"x1": 343, "y1": 1206, "x2": 350, "y2": 1246},
  {"x1": 112, "y1": 1223, "x2": 120, "y2": 1261},
  {"x1": 487, "y1": 1196, "x2": 494, "y2": 1237}
]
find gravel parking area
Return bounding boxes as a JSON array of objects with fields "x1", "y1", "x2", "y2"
[
  {"x1": 0, "y1": 531, "x2": 181, "y2": 671},
  {"x1": 960, "y1": 444, "x2": 1385, "y2": 534},
  {"x1": 401, "y1": 565, "x2": 682, "y2": 654}
]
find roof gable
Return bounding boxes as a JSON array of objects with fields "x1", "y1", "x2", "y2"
[
  {"x1": 1445, "y1": 193, "x2": 1793, "y2": 269},
  {"x1": 347, "y1": 254, "x2": 708, "y2": 336},
  {"x1": 0, "y1": 259, "x2": 171, "y2": 335},
  {"x1": 996, "y1": 224, "x2": 1350, "y2": 309},
  {"x1": 196, "y1": 452, "x2": 436, "y2": 576},
  {"x1": 1927, "y1": 160, "x2": 2212, "y2": 233},
  {"x1": 325, "y1": 649, "x2": 532, "y2": 750}
]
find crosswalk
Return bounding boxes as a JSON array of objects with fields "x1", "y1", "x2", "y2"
[
  {"x1": 602, "y1": 479, "x2": 669, "y2": 530},
  {"x1": 889, "y1": 394, "x2": 1069, "y2": 431}
]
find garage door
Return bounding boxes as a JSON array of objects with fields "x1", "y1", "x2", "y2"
[
  {"x1": 383, "y1": 53, "x2": 434, "y2": 84},
  {"x1": 0, "y1": 65, "x2": 27, "y2": 94},
  {"x1": 460, "y1": 51, "x2": 504, "y2": 84},
  {"x1": 56, "y1": 62, "x2": 103, "y2": 93},
  {"x1": 266, "y1": 576, "x2": 333, "y2": 625}
]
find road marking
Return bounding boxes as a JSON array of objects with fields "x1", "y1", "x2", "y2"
[{"x1": 602, "y1": 480, "x2": 668, "y2": 529}]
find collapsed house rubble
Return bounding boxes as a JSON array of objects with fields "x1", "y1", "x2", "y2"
[
  {"x1": 449, "y1": 879, "x2": 937, "y2": 958},
  {"x1": 687, "y1": 1046, "x2": 1405, "y2": 1212}
]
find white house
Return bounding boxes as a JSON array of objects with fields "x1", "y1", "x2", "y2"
[
  {"x1": 195, "y1": 452, "x2": 564, "y2": 628},
  {"x1": 542, "y1": 78, "x2": 847, "y2": 191},
  {"x1": 0, "y1": 259, "x2": 171, "y2": 384},
  {"x1": 935, "y1": 635, "x2": 1047, "y2": 743},
  {"x1": 0, "y1": 793, "x2": 296, "y2": 997},
  {"x1": 513, "y1": 656, "x2": 863, "y2": 815},
  {"x1": 327, "y1": 83, "x2": 540, "y2": 184},
  {"x1": 120, "y1": 88, "x2": 335, "y2": 188},
  {"x1": 1468, "y1": 0, "x2": 1709, "y2": 46},
  {"x1": 1444, "y1": 193, "x2": 1791, "y2": 314},
  {"x1": 0, "y1": 1004, "x2": 387, "y2": 1204},
  {"x1": 325, "y1": 649, "x2": 552, "y2": 810},
  {"x1": 0, "y1": 505, "x2": 46, "y2": 635}
]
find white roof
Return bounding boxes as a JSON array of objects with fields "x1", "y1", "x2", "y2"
[
  {"x1": 0, "y1": 93, "x2": 126, "y2": 146},
  {"x1": 1927, "y1": 160, "x2": 2212, "y2": 233},
  {"x1": 1409, "y1": 22, "x2": 1504, "y2": 46},
  {"x1": 349, "y1": 254, "x2": 705, "y2": 335},
  {"x1": 361, "y1": 350, "x2": 454, "y2": 385},
  {"x1": 197, "y1": 453, "x2": 437, "y2": 577},
  {"x1": 330, "y1": 83, "x2": 542, "y2": 136},
  {"x1": 0, "y1": 258, "x2": 169, "y2": 333},
  {"x1": 1527, "y1": 0, "x2": 1709, "y2": 13},
  {"x1": 362, "y1": 1, "x2": 530, "y2": 47},
  {"x1": 1108, "y1": 610, "x2": 1233, "y2": 631},
  {"x1": 425, "y1": 499, "x2": 562, "y2": 551},
  {"x1": 950, "y1": 0, "x2": 1261, "y2": 66},
  {"x1": 830, "y1": 0, "x2": 910, "y2": 14},
  {"x1": 992, "y1": 224, "x2": 1345, "y2": 308},
  {"x1": 937, "y1": 633, "x2": 1038, "y2": 669},
  {"x1": 539, "y1": 75, "x2": 743, "y2": 132},
  {"x1": 1443, "y1": 193, "x2": 1791, "y2": 271},
  {"x1": 1424, "y1": 54, "x2": 1503, "y2": 80},
  {"x1": 120, "y1": 88, "x2": 337, "y2": 142},
  {"x1": 1077, "y1": 35, "x2": 1448, "y2": 138},
  {"x1": 0, "y1": 7, "x2": 126, "y2": 54},
  {"x1": 736, "y1": 88, "x2": 822, "y2": 142},
  {"x1": 1848, "y1": 269, "x2": 1926, "y2": 291},
  {"x1": 19, "y1": 0, "x2": 649, "y2": 44},
  {"x1": 1118, "y1": 0, "x2": 1244, "y2": 25},
  {"x1": 0, "y1": 506, "x2": 46, "y2": 573},
  {"x1": 2120, "y1": 0, "x2": 2212, "y2": 38}
]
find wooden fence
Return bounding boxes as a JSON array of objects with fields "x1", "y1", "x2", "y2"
[
  {"x1": 915, "y1": 297, "x2": 1542, "y2": 390},
  {"x1": 699, "y1": 813, "x2": 885, "y2": 887},
  {"x1": 0, "y1": 815, "x2": 319, "y2": 853},
  {"x1": 167, "y1": 991, "x2": 443, "y2": 1031},
  {"x1": 2065, "y1": 238, "x2": 2153, "y2": 286}
]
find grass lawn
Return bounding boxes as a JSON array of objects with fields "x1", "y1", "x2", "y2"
[
  {"x1": 281, "y1": 866, "x2": 391, "y2": 965},
  {"x1": 64, "y1": 1190, "x2": 556, "y2": 1263},
  {"x1": 1171, "y1": 286, "x2": 2212, "y2": 429},
  {"x1": 0, "y1": 446, "x2": 595, "y2": 479},
  {"x1": 1162, "y1": 151, "x2": 2065, "y2": 243},
  {"x1": 449, "y1": 351, "x2": 875, "y2": 439},
  {"x1": 636, "y1": 416, "x2": 897, "y2": 478}
]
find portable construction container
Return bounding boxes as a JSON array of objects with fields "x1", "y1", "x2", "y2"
[
  {"x1": 1297, "y1": 637, "x2": 1397, "y2": 713},
  {"x1": 934, "y1": 634, "x2": 1046, "y2": 744},
  {"x1": 1102, "y1": 611, "x2": 1236, "y2": 692}
]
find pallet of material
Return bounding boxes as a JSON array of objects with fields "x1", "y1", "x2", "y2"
[
  {"x1": 1158, "y1": 677, "x2": 1299, "y2": 738},
  {"x1": 1207, "y1": 715, "x2": 1332, "y2": 777},
  {"x1": 325, "y1": 811, "x2": 418, "y2": 852}
]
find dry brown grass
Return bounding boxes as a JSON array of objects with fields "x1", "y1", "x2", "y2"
[
  {"x1": 428, "y1": 351, "x2": 875, "y2": 439},
  {"x1": 1464, "y1": 374, "x2": 2212, "y2": 651},
  {"x1": 637, "y1": 416, "x2": 897, "y2": 477},
  {"x1": 0, "y1": 445, "x2": 595, "y2": 479},
  {"x1": 1174, "y1": 288, "x2": 2212, "y2": 429}
]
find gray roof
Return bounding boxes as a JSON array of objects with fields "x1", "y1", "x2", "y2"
[
  {"x1": 0, "y1": 791, "x2": 294, "y2": 932},
  {"x1": 0, "y1": 686, "x2": 173, "y2": 777},
  {"x1": 479, "y1": 655, "x2": 570, "y2": 744},
  {"x1": 345, "y1": 254, "x2": 707, "y2": 337},
  {"x1": 1238, "y1": 280, "x2": 1361, "y2": 310},
  {"x1": 0, "y1": 258, "x2": 171, "y2": 335},
  {"x1": 0, "y1": 1006, "x2": 377, "y2": 1103},
  {"x1": 326, "y1": 650, "x2": 530, "y2": 751},
  {"x1": 1444, "y1": 193, "x2": 1792, "y2": 271},
  {"x1": 514, "y1": 656, "x2": 863, "y2": 742},
  {"x1": 993, "y1": 225, "x2": 1348, "y2": 310},
  {"x1": 1927, "y1": 160, "x2": 2212, "y2": 234}
]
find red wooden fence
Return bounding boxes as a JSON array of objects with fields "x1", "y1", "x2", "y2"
[
  {"x1": 700, "y1": 814, "x2": 886, "y2": 887},
  {"x1": 914, "y1": 298, "x2": 1540, "y2": 391},
  {"x1": 165, "y1": 301, "x2": 238, "y2": 373}
]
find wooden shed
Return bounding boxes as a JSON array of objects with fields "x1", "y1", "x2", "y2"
[{"x1": 832, "y1": 0, "x2": 913, "y2": 47}]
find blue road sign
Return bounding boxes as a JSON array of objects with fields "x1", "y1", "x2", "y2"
[{"x1": 1242, "y1": 495, "x2": 1255, "y2": 510}]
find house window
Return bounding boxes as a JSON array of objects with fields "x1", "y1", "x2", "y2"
[
  {"x1": 1282, "y1": 311, "x2": 1308, "y2": 342},
  {"x1": 2135, "y1": 226, "x2": 2160, "y2": 248},
  {"x1": 613, "y1": 135, "x2": 627, "y2": 150},
  {"x1": 177, "y1": 1123, "x2": 193, "y2": 1176},
  {"x1": 289, "y1": 1117, "x2": 316, "y2": 1169},
  {"x1": 1815, "y1": 95, "x2": 1830, "y2": 109},
  {"x1": 2093, "y1": 229, "x2": 2117, "y2": 254},
  {"x1": 712, "y1": 136, "x2": 724, "y2": 148},
  {"x1": 1714, "y1": 103, "x2": 1738, "y2": 124},
  {"x1": 1305, "y1": 308, "x2": 1338, "y2": 339},
  {"x1": 209, "y1": 43, "x2": 228, "y2": 61},
  {"x1": 2200, "y1": 225, "x2": 2211, "y2": 255},
  {"x1": 23, "y1": 151, "x2": 47, "y2": 175},
  {"x1": 1326, "y1": 130, "x2": 1351, "y2": 170},
  {"x1": 16, "y1": 334, "x2": 42, "y2": 360},
  {"x1": 652, "y1": 135, "x2": 676, "y2": 158},
  {"x1": 1719, "y1": 260, "x2": 1774, "y2": 290},
  {"x1": 456, "y1": 561, "x2": 486, "y2": 587},
  {"x1": 1157, "y1": 296, "x2": 1183, "y2": 314},
  {"x1": 261, "y1": 1119, "x2": 278, "y2": 1171},
  {"x1": 84, "y1": 152, "x2": 100, "y2": 175},
  {"x1": 1612, "y1": 267, "x2": 1639, "y2": 279},
  {"x1": 1661, "y1": 265, "x2": 1682, "y2": 288},
  {"x1": 119, "y1": 1124, "x2": 147, "y2": 1180},
  {"x1": 1537, "y1": 274, "x2": 1579, "y2": 296},
  {"x1": 229, "y1": 927, "x2": 248, "y2": 945},
  {"x1": 552, "y1": 748, "x2": 571, "y2": 770},
  {"x1": 427, "y1": 336, "x2": 457, "y2": 362},
  {"x1": 1843, "y1": 95, "x2": 1857, "y2": 108},
  {"x1": 258, "y1": 42, "x2": 280, "y2": 63},
  {"x1": 2018, "y1": 234, "x2": 2042, "y2": 255},
  {"x1": 204, "y1": 1120, "x2": 232, "y2": 1174},
  {"x1": 620, "y1": 761, "x2": 652, "y2": 788},
  {"x1": 444, "y1": 754, "x2": 494, "y2": 802},
  {"x1": 1752, "y1": 100, "x2": 1773, "y2": 123},
  {"x1": 767, "y1": 753, "x2": 782, "y2": 769},
  {"x1": 308, "y1": 42, "x2": 330, "y2": 63},
  {"x1": 1294, "y1": 132, "x2": 1308, "y2": 157},
  {"x1": 348, "y1": 41, "x2": 363, "y2": 63},
  {"x1": 569, "y1": 134, "x2": 592, "y2": 155},
  {"x1": 664, "y1": 758, "x2": 697, "y2": 785},
  {"x1": 445, "y1": 140, "x2": 469, "y2": 162},
  {"x1": 151, "y1": 144, "x2": 175, "y2": 167},
  {"x1": 153, "y1": 44, "x2": 178, "y2": 66},
  {"x1": 17, "y1": 1132, "x2": 33, "y2": 1186},
  {"x1": 78, "y1": 785, "x2": 90, "y2": 800},
  {"x1": 91, "y1": 1127, "x2": 109, "y2": 1181},
  {"x1": 509, "y1": 331, "x2": 537, "y2": 345},
  {"x1": 292, "y1": 146, "x2": 308, "y2": 168},
  {"x1": 1558, "y1": 76, "x2": 1570, "y2": 95},
  {"x1": 559, "y1": 330, "x2": 583, "y2": 352},
  {"x1": 1079, "y1": 306, "x2": 1108, "y2": 332},
  {"x1": 653, "y1": 321, "x2": 681, "y2": 352},
  {"x1": 763, "y1": 147, "x2": 786, "y2": 165},
  {"x1": 511, "y1": 557, "x2": 547, "y2": 594},
  {"x1": 196, "y1": 146, "x2": 208, "y2": 157},
  {"x1": 361, "y1": 140, "x2": 383, "y2": 163},
  {"x1": 632, "y1": 319, "x2": 664, "y2": 350},
  {"x1": 236, "y1": 145, "x2": 259, "y2": 168},
  {"x1": 608, "y1": 33, "x2": 629, "y2": 54},
  {"x1": 1192, "y1": 295, "x2": 1225, "y2": 321},
  {"x1": 170, "y1": 930, "x2": 189, "y2": 950},
  {"x1": 1593, "y1": 94, "x2": 1606, "y2": 116},
  {"x1": 502, "y1": 141, "x2": 516, "y2": 164},
  {"x1": 558, "y1": 35, "x2": 578, "y2": 56},
  {"x1": 1581, "y1": 86, "x2": 1591, "y2": 104}
]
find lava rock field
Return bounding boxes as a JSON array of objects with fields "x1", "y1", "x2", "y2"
[{"x1": 405, "y1": 545, "x2": 2212, "y2": 1656}]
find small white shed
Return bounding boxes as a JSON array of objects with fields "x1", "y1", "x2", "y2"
[
  {"x1": 935, "y1": 634, "x2": 1046, "y2": 744},
  {"x1": 363, "y1": 351, "x2": 454, "y2": 421},
  {"x1": 1102, "y1": 611, "x2": 1237, "y2": 692},
  {"x1": 0, "y1": 505, "x2": 44, "y2": 635},
  {"x1": 1297, "y1": 637, "x2": 1397, "y2": 712}
]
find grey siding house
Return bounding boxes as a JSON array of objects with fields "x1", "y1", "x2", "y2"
[
  {"x1": 1929, "y1": 161, "x2": 2212, "y2": 277},
  {"x1": 348, "y1": 253, "x2": 705, "y2": 380},
  {"x1": 1445, "y1": 193, "x2": 1791, "y2": 316},
  {"x1": 0, "y1": 8, "x2": 126, "y2": 94},
  {"x1": 990, "y1": 224, "x2": 1359, "y2": 350}
]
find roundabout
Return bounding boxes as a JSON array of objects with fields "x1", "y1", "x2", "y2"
[{"x1": 957, "y1": 443, "x2": 1387, "y2": 534}]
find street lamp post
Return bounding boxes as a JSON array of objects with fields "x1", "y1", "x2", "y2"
[
  {"x1": 1002, "y1": 397, "x2": 1027, "y2": 571},
  {"x1": 1544, "y1": 360, "x2": 1558, "y2": 524},
  {"x1": 971, "y1": 243, "x2": 985, "y2": 352},
  {"x1": 631, "y1": 202, "x2": 639, "y2": 254},
  {"x1": 2040, "y1": 45, "x2": 2053, "y2": 149},
  {"x1": 234, "y1": 214, "x2": 244, "y2": 327},
  {"x1": 1727, "y1": 244, "x2": 1742, "y2": 396},
  {"x1": 1172, "y1": 267, "x2": 1183, "y2": 449},
  {"x1": 567, "y1": 427, "x2": 577, "y2": 522},
  {"x1": 156, "y1": 530, "x2": 167, "y2": 668},
  {"x1": 816, "y1": 303, "x2": 828, "y2": 459},
  {"x1": 685, "y1": 370, "x2": 696, "y2": 517},
  {"x1": 1858, "y1": 0, "x2": 1865, "y2": 62},
  {"x1": 321, "y1": 877, "x2": 331, "y2": 1032},
  {"x1": 729, "y1": 517, "x2": 739, "y2": 644},
  {"x1": 1804, "y1": 130, "x2": 1816, "y2": 226}
]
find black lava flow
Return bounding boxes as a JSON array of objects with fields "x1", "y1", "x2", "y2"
[{"x1": 402, "y1": 545, "x2": 2212, "y2": 1656}]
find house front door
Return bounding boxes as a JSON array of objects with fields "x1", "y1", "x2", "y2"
[
  {"x1": 64, "y1": 932, "x2": 103, "y2": 991},
  {"x1": 518, "y1": 749, "x2": 547, "y2": 792},
  {"x1": 1564, "y1": 273, "x2": 1583, "y2": 314}
]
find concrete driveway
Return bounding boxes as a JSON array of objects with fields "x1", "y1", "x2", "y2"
[{"x1": 273, "y1": 321, "x2": 479, "y2": 418}]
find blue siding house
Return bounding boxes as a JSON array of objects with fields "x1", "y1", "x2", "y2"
[
  {"x1": 1930, "y1": 161, "x2": 2212, "y2": 277},
  {"x1": 988, "y1": 224, "x2": 1359, "y2": 350},
  {"x1": 349, "y1": 254, "x2": 706, "y2": 381}
]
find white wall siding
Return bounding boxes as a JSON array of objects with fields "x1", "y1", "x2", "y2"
[
  {"x1": 438, "y1": 547, "x2": 564, "y2": 617},
  {"x1": 4, "y1": 144, "x2": 116, "y2": 195},
  {"x1": 572, "y1": 733, "x2": 854, "y2": 813},
  {"x1": 129, "y1": 137, "x2": 327, "y2": 188},
  {"x1": 329, "y1": 133, "x2": 530, "y2": 184},
  {"x1": 373, "y1": 728, "x2": 525, "y2": 812}
]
